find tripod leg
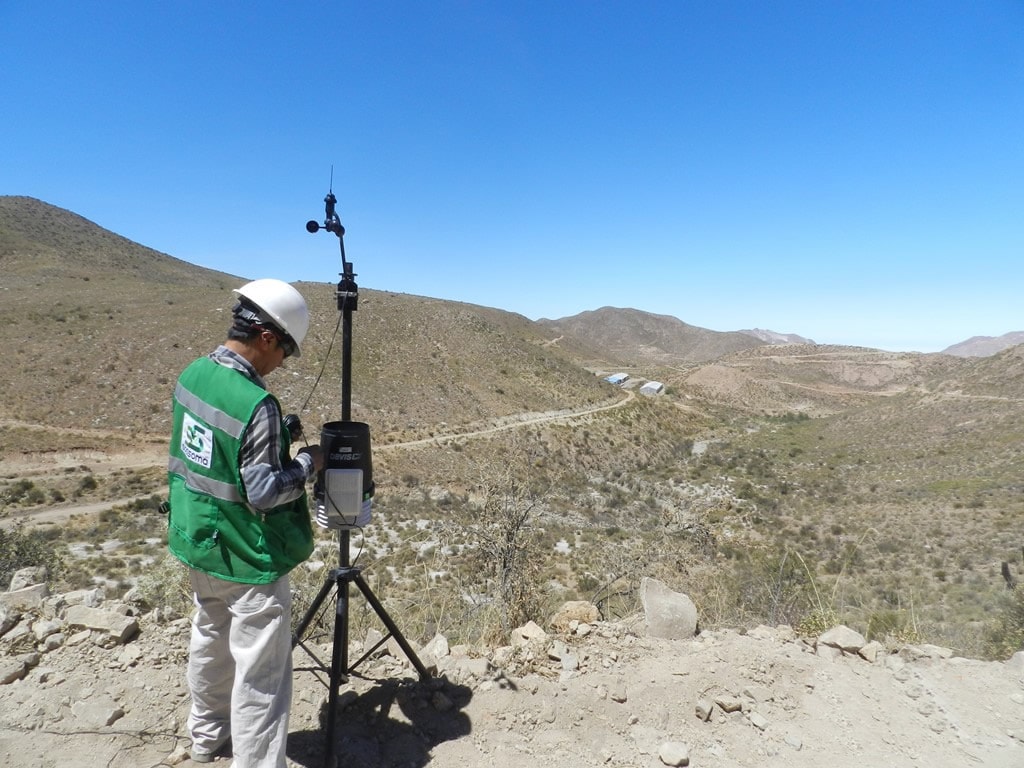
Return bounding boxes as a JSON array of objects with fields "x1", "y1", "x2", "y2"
[
  {"x1": 323, "y1": 574, "x2": 349, "y2": 768},
  {"x1": 352, "y1": 573, "x2": 431, "y2": 681}
]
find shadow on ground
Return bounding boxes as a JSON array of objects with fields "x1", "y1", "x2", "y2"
[{"x1": 288, "y1": 676, "x2": 473, "y2": 768}]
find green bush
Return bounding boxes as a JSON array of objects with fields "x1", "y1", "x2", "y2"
[
  {"x1": 984, "y1": 586, "x2": 1024, "y2": 660},
  {"x1": 0, "y1": 524, "x2": 66, "y2": 589},
  {"x1": 865, "y1": 609, "x2": 919, "y2": 644},
  {"x1": 134, "y1": 553, "x2": 192, "y2": 615},
  {"x1": 2, "y1": 479, "x2": 36, "y2": 505}
]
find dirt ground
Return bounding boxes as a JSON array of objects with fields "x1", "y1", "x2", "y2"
[
  {"x1": 2, "y1": 600, "x2": 1023, "y2": 768},
  {"x1": 2, "y1": 409, "x2": 1024, "y2": 768}
]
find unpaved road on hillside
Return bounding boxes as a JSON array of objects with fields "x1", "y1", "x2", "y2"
[
  {"x1": 377, "y1": 390, "x2": 634, "y2": 449},
  {"x1": 2, "y1": 392, "x2": 634, "y2": 529},
  {"x1": 0, "y1": 496, "x2": 151, "y2": 529}
]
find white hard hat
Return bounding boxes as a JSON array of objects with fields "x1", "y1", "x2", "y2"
[{"x1": 232, "y1": 279, "x2": 310, "y2": 357}]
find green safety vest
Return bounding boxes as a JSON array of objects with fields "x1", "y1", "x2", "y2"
[{"x1": 167, "y1": 357, "x2": 313, "y2": 584}]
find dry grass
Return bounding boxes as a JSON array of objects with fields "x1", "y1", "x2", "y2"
[{"x1": 3, "y1": 195, "x2": 1024, "y2": 659}]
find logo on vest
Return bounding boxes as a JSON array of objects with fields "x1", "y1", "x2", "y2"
[{"x1": 182, "y1": 414, "x2": 213, "y2": 468}]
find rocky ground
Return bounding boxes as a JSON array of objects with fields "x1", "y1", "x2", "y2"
[{"x1": 2, "y1": 571, "x2": 1023, "y2": 768}]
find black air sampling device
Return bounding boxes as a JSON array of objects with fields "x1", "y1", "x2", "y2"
[{"x1": 315, "y1": 420, "x2": 375, "y2": 529}]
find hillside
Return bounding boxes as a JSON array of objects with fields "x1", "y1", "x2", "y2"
[
  {"x1": 537, "y1": 307, "x2": 765, "y2": 366},
  {"x1": 2, "y1": 196, "x2": 1024, "y2": 767},
  {"x1": 0, "y1": 195, "x2": 237, "y2": 287},
  {"x1": 738, "y1": 327, "x2": 816, "y2": 345},
  {"x1": 943, "y1": 332, "x2": 1024, "y2": 358},
  {"x1": 671, "y1": 343, "x2": 969, "y2": 415},
  {"x1": 0, "y1": 196, "x2": 610, "y2": 444}
]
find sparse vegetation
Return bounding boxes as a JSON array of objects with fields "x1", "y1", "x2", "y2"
[
  {"x1": 0, "y1": 523, "x2": 66, "y2": 590},
  {"x1": 985, "y1": 585, "x2": 1024, "y2": 660},
  {"x1": 2, "y1": 195, "x2": 1023, "y2": 661}
]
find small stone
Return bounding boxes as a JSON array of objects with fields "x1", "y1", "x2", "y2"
[
  {"x1": 32, "y1": 619, "x2": 62, "y2": 641},
  {"x1": 166, "y1": 745, "x2": 190, "y2": 765},
  {"x1": 859, "y1": 640, "x2": 885, "y2": 663},
  {"x1": 919, "y1": 644, "x2": 954, "y2": 660},
  {"x1": 549, "y1": 600, "x2": 600, "y2": 632},
  {"x1": 658, "y1": 741, "x2": 690, "y2": 766},
  {"x1": 548, "y1": 639, "x2": 569, "y2": 660},
  {"x1": 695, "y1": 699, "x2": 713, "y2": 721},
  {"x1": 9, "y1": 567, "x2": 47, "y2": 592},
  {"x1": 749, "y1": 712, "x2": 769, "y2": 731},
  {"x1": 715, "y1": 695, "x2": 743, "y2": 713},
  {"x1": 118, "y1": 643, "x2": 144, "y2": 667},
  {"x1": 0, "y1": 658, "x2": 28, "y2": 685},
  {"x1": 418, "y1": 633, "x2": 450, "y2": 670},
  {"x1": 641, "y1": 578, "x2": 698, "y2": 640},
  {"x1": 511, "y1": 621, "x2": 547, "y2": 647},
  {"x1": 0, "y1": 583, "x2": 49, "y2": 611}
]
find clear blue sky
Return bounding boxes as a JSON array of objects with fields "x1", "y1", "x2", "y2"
[{"x1": 3, "y1": 2, "x2": 1022, "y2": 352}]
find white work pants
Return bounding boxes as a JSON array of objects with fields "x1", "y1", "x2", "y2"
[{"x1": 187, "y1": 570, "x2": 293, "y2": 768}]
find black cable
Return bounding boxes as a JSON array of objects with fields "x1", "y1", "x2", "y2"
[{"x1": 296, "y1": 291, "x2": 347, "y2": 416}]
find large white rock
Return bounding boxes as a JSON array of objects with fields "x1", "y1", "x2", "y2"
[
  {"x1": 64, "y1": 605, "x2": 139, "y2": 644},
  {"x1": 640, "y1": 577, "x2": 698, "y2": 640},
  {"x1": 818, "y1": 625, "x2": 866, "y2": 654},
  {"x1": 510, "y1": 620, "x2": 547, "y2": 647}
]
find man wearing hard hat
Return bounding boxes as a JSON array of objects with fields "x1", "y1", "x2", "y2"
[{"x1": 166, "y1": 278, "x2": 323, "y2": 767}]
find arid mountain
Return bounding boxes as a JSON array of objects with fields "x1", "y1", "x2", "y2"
[
  {"x1": 2, "y1": 195, "x2": 1024, "y2": 676},
  {"x1": 0, "y1": 196, "x2": 609, "y2": 443},
  {"x1": 943, "y1": 331, "x2": 1024, "y2": 358},
  {"x1": 2, "y1": 194, "x2": 1019, "y2": 451},
  {"x1": 671, "y1": 343, "x2": 969, "y2": 415},
  {"x1": 3, "y1": 195, "x2": 1020, "y2": 442},
  {"x1": 0, "y1": 195, "x2": 237, "y2": 287},
  {"x1": 536, "y1": 306, "x2": 766, "y2": 366},
  {"x1": 739, "y1": 327, "x2": 816, "y2": 345}
]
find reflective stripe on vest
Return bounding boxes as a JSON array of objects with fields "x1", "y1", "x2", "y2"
[
  {"x1": 168, "y1": 455, "x2": 245, "y2": 504},
  {"x1": 173, "y1": 381, "x2": 247, "y2": 439}
]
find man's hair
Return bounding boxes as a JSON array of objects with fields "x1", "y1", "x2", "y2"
[{"x1": 228, "y1": 300, "x2": 279, "y2": 343}]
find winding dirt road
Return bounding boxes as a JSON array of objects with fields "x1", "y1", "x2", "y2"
[{"x1": 2, "y1": 391, "x2": 634, "y2": 529}]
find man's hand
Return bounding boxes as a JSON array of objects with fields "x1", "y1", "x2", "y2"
[{"x1": 297, "y1": 445, "x2": 325, "y2": 474}]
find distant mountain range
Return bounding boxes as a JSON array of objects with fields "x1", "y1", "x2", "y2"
[
  {"x1": 1, "y1": 195, "x2": 1020, "y2": 374},
  {"x1": 941, "y1": 332, "x2": 1024, "y2": 358},
  {"x1": 536, "y1": 307, "x2": 766, "y2": 365},
  {"x1": 738, "y1": 328, "x2": 816, "y2": 346}
]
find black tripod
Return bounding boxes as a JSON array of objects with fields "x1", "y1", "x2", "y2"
[{"x1": 293, "y1": 190, "x2": 430, "y2": 768}]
